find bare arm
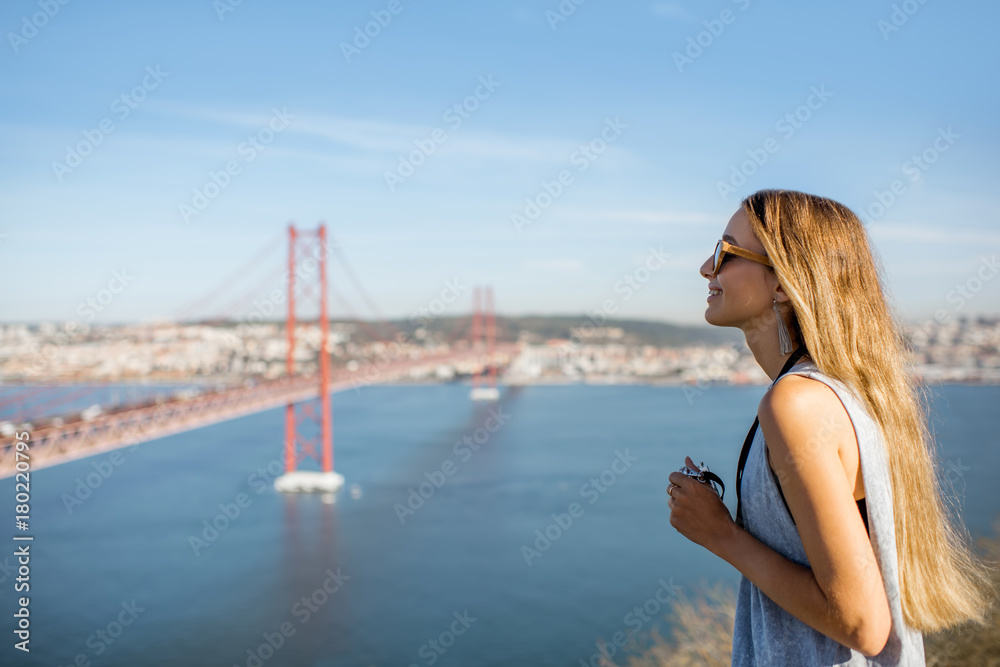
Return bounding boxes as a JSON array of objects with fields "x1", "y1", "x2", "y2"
[
  {"x1": 712, "y1": 512, "x2": 889, "y2": 655},
  {"x1": 667, "y1": 376, "x2": 891, "y2": 656}
]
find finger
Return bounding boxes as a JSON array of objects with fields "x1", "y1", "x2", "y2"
[
  {"x1": 667, "y1": 471, "x2": 687, "y2": 486},
  {"x1": 685, "y1": 456, "x2": 697, "y2": 469}
]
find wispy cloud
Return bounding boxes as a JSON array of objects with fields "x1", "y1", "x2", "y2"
[
  {"x1": 552, "y1": 207, "x2": 715, "y2": 226},
  {"x1": 150, "y1": 102, "x2": 421, "y2": 153},
  {"x1": 870, "y1": 223, "x2": 1000, "y2": 247},
  {"x1": 146, "y1": 102, "x2": 640, "y2": 167}
]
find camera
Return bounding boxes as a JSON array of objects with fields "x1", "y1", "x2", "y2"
[{"x1": 677, "y1": 461, "x2": 725, "y2": 500}]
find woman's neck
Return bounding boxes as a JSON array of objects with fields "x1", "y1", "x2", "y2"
[{"x1": 743, "y1": 325, "x2": 807, "y2": 381}]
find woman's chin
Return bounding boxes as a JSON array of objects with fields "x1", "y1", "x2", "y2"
[
  {"x1": 704, "y1": 309, "x2": 740, "y2": 330},
  {"x1": 703, "y1": 305, "x2": 724, "y2": 326}
]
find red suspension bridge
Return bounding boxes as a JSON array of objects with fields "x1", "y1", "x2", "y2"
[{"x1": 1, "y1": 224, "x2": 515, "y2": 480}]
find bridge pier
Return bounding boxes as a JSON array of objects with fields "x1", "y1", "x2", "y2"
[{"x1": 274, "y1": 470, "x2": 345, "y2": 493}]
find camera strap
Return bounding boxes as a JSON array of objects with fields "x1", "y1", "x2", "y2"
[
  {"x1": 698, "y1": 469, "x2": 726, "y2": 500},
  {"x1": 734, "y1": 346, "x2": 808, "y2": 529}
]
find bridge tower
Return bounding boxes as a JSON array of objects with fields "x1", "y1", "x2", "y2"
[
  {"x1": 470, "y1": 285, "x2": 500, "y2": 401},
  {"x1": 274, "y1": 223, "x2": 345, "y2": 493}
]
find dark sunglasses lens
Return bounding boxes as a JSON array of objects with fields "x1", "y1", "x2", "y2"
[{"x1": 714, "y1": 242, "x2": 724, "y2": 273}]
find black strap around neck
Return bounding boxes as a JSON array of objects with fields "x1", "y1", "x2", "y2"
[{"x1": 734, "y1": 346, "x2": 809, "y2": 529}]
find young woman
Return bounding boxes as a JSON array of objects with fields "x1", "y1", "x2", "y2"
[{"x1": 665, "y1": 189, "x2": 992, "y2": 665}]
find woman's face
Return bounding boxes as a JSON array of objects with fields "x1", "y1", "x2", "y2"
[{"x1": 699, "y1": 207, "x2": 779, "y2": 330}]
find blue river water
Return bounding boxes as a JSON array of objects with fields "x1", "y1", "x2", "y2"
[{"x1": 1, "y1": 383, "x2": 997, "y2": 666}]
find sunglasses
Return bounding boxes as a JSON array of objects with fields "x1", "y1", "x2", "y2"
[{"x1": 711, "y1": 239, "x2": 772, "y2": 276}]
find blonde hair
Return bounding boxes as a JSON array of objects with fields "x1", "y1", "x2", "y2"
[{"x1": 741, "y1": 188, "x2": 994, "y2": 632}]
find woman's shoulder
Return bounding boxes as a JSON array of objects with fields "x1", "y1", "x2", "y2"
[
  {"x1": 761, "y1": 362, "x2": 845, "y2": 418},
  {"x1": 758, "y1": 368, "x2": 857, "y2": 455},
  {"x1": 772, "y1": 360, "x2": 874, "y2": 423}
]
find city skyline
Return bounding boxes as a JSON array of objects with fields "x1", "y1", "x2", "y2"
[{"x1": 2, "y1": 1, "x2": 999, "y2": 326}]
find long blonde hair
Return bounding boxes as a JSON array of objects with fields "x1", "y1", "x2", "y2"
[{"x1": 741, "y1": 188, "x2": 994, "y2": 632}]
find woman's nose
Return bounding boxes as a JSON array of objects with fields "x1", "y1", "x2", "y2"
[{"x1": 699, "y1": 254, "x2": 714, "y2": 279}]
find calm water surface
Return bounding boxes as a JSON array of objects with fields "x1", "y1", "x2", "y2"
[{"x1": 2, "y1": 383, "x2": 997, "y2": 666}]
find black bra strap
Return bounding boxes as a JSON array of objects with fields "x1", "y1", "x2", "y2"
[{"x1": 734, "y1": 346, "x2": 808, "y2": 529}]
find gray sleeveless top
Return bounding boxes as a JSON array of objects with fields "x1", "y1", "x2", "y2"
[{"x1": 731, "y1": 359, "x2": 925, "y2": 666}]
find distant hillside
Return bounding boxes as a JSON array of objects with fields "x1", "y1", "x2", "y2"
[{"x1": 329, "y1": 314, "x2": 745, "y2": 348}]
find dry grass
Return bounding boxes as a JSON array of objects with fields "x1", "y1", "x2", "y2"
[
  {"x1": 924, "y1": 519, "x2": 1000, "y2": 666},
  {"x1": 605, "y1": 582, "x2": 736, "y2": 667},
  {"x1": 608, "y1": 522, "x2": 1000, "y2": 667}
]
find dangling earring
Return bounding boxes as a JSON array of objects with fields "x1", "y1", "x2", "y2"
[{"x1": 773, "y1": 298, "x2": 793, "y2": 354}]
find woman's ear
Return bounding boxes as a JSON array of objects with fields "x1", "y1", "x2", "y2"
[{"x1": 773, "y1": 282, "x2": 791, "y2": 304}]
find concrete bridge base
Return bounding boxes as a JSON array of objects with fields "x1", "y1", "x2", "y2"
[{"x1": 274, "y1": 470, "x2": 345, "y2": 493}]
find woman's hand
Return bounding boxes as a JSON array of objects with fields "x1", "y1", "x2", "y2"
[{"x1": 667, "y1": 456, "x2": 736, "y2": 554}]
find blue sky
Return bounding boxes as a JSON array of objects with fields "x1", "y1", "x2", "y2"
[{"x1": 2, "y1": 0, "x2": 998, "y2": 327}]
